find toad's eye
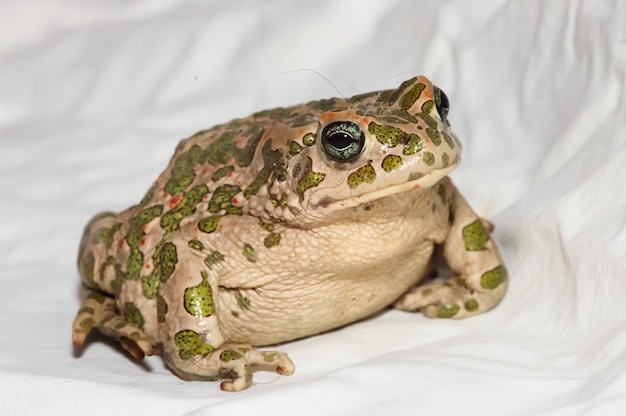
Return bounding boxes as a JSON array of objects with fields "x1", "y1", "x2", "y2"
[
  {"x1": 433, "y1": 86, "x2": 449, "y2": 122},
  {"x1": 320, "y1": 121, "x2": 365, "y2": 163}
]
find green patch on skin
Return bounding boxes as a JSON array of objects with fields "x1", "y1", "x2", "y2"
[
  {"x1": 80, "y1": 317, "x2": 95, "y2": 332},
  {"x1": 205, "y1": 132, "x2": 235, "y2": 165},
  {"x1": 437, "y1": 302, "x2": 460, "y2": 318},
  {"x1": 142, "y1": 273, "x2": 159, "y2": 299},
  {"x1": 220, "y1": 350, "x2": 243, "y2": 362},
  {"x1": 77, "y1": 306, "x2": 95, "y2": 316},
  {"x1": 243, "y1": 243, "x2": 257, "y2": 263},
  {"x1": 205, "y1": 128, "x2": 264, "y2": 168},
  {"x1": 288, "y1": 141, "x2": 303, "y2": 155},
  {"x1": 369, "y1": 122, "x2": 407, "y2": 147},
  {"x1": 442, "y1": 131, "x2": 455, "y2": 148},
  {"x1": 347, "y1": 162, "x2": 377, "y2": 188},
  {"x1": 198, "y1": 216, "x2": 221, "y2": 233},
  {"x1": 244, "y1": 167, "x2": 270, "y2": 198},
  {"x1": 306, "y1": 98, "x2": 343, "y2": 112},
  {"x1": 290, "y1": 114, "x2": 316, "y2": 128},
  {"x1": 279, "y1": 194, "x2": 289, "y2": 208},
  {"x1": 80, "y1": 212, "x2": 117, "y2": 261},
  {"x1": 422, "y1": 152, "x2": 435, "y2": 166},
  {"x1": 480, "y1": 265, "x2": 508, "y2": 289},
  {"x1": 208, "y1": 184, "x2": 242, "y2": 215},
  {"x1": 261, "y1": 139, "x2": 287, "y2": 181},
  {"x1": 244, "y1": 140, "x2": 287, "y2": 198},
  {"x1": 237, "y1": 292, "x2": 251, "y2": 310},
  {"x1": 129, "y1": 331, "x2": 142, "y2": 341},
  {"x1": 263, "y1": 232, "x2": 281, "y2": 248},
  {"x1": 258, "y1": 220, "x2": 275, "y2": 232},
  {"x1": 212, "y1": 165, "x2": 235, "y2": 182},
  {"x1": 161, "y1": 184, "x2": 209, "y2": 233},
  {"x1": 377, "y1": 77, "x2": 417, "y2": 104},
  {"x1": 114, "y1": 321, "x2": 127, "y2": 330},
  {"x1": 244, "y1": 366, "x2": 253, "y2": 383},
  {"x1": 421, "y1": 100, "x2": 435, "y2": 114},
  {"x1": 420, "y1": 113, "x2": 438, "y2": 129},
  {"x1": 112, "y1": 264, "x2": 126, "y2": 297},
  {"x1": 204, "y1": 251, "x2": 225, "y2": 269},
  {"x1": 123, "y1": 302, "x2": 145, "y2": 330},
  {"x1": 297, "y1": 157, "x2": 326, "y2": 197},
  {"x1": 402, "y1": 133, "x2": 423, "y2": 155},
  {"x1": 184, "y1": 274, "x2": 215, "y2": 318},
  {"x1": 442, "y1": 152, "x2": 450, "y2": 167},
  {"x1": 263, "y1": 352, "x2": 280, "y2": 362},
  {"x1": 86, "y1": 291, "x2": 106, "y2": 304},
  {"x1": 165, "y1": 144, "x2": 206, "y2": 195},
  {"x1": 83, "y1": 252, "x2": 95, "y2": 287},
  {"x1": 98, "y1": 255, "x2": 116, "y2": 284},
  {"x1": 465, "y1": 298, "x2": 479, "y2": 312},
  {"x1": 462, "y1": 220, "x2": 490, "y2": 251},
  {"x1": 156, "y1": 293, "x2": 168, "y2": 323},
  {"x1": 381, "y1": 155, "x2": 403, "y2": 172},
  {"x1": 125, "y1": 205, "x2": 164, "y2": 281},
  {"x1": 93, "y1": 223, "x2": 122, "y2": 248},
  {"x1": 422, "y1": 288, "x2": 433, "y2": 297},
  {"x1": 174, "y1": 329, "x2": 214, "y2": 360},
  {"x1": 349, "y1": 90, "x2": 379, "y2": 103},
  {"x1": 188, "y1": 239, "x2": 204, "y2": 251},
  {"x1": 385, "y1": 109, "x2": 419, "y2": 124},
  {"x1": 139, "y1": 184, "x2": 156, "y2": 207},
  {"x1": 302, "y1": 133, "x2": 316, "y2": 146},
  {"x1": 426, "y1": 127, "x2": 441, "y2": 146},
  {"x1": 154, "y1": 242, "x2": 178, "y2": 282},
  {"x1": 399, "y1": 82, "x2": 426, "y2": 110},
  {"x1": 126, "y1": 250, "x2": 144, "y2": 282},
  {"x1": 377, "y1": 114, "x2": 408, "y2": 124},
  {"x1": 220, "y1": 286, "x2": 253, "y2": 312},
  {"x1": 254, "y1": 107, "x2": 291, "y2": 120}
]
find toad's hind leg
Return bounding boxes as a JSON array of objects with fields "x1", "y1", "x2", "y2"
[
  {"x1": 158, "y1": 229, "x2": 294, "y2": 391},
  {"x1": 394, "y1": 182, "x2": 508, "y2": 319},
  {"x1": 72, "y1": 288, "x2": 154, "y2": 359}
]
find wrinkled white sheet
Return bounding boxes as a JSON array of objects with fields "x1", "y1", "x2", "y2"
[{"x1": 1, "y1": 0, "x2": 625, "y2": 414}]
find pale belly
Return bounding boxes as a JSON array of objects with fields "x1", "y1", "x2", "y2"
[
  {"x1": 216, "y1": 239, "x2": 436, "y2": 346},
  {"x1": 214, "y1": 187, "x2": 451, "y2": 346}
]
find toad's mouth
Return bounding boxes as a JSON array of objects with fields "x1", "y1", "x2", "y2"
[{"x1": 313, "y1": 163, "x2": 459, "y2": 210}]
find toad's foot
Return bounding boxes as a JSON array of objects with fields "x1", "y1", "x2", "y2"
[
  {"x1": 393, "y1": 274, "x2": 507, "y2": 318},
  {"x1": 72, "y1": 288, "x2": 154, "y2": 359},
  {"x1": 165, "y1": 343, "x2": 294, "y2": 392}
]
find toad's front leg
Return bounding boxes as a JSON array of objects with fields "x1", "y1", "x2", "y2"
[
  {"x1": 394, "y1": 181, "x2": 508, "y2": 318},
  {"x1": 164, "y1": 339, "x2": 295, "y2": 392},
  {"x1": 158, "y1": 232, "x2": 294, "y2": 391}
]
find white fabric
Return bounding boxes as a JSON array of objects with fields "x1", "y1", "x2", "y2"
[{"x1": 1, "y1": 1, "x2": 625, "y2": 414}]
